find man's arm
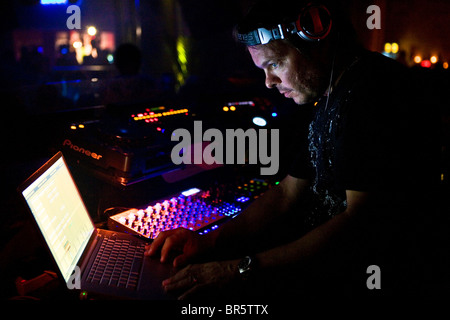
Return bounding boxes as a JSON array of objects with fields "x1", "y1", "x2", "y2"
[
  {"x1": 147, "y1": 174, "x2": 310, "y2": 266},
  {"x1": 253, "y1": 190, "x2": 369, "y2": 271},
  {"x1": 160, "y1": 190, "x2": 371, "y2": 299},
  {"x1": 206, "y1": 174, "x2": 310, "y2": 256}
]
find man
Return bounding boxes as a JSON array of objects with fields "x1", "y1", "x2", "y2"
[{"x1": 145, "y1": 0, "x2": 441, "y2": 299}]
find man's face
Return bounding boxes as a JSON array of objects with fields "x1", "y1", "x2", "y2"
[{"x1": 248, "y1": 41, "x2": 329, "y2": 105}]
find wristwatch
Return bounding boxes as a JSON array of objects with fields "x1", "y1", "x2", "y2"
[{"x1": 237, "y1": 256, "x2": 254, "y2": 280}]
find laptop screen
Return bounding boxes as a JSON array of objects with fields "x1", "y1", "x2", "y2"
[{"x1": 21, "y1": 154, "x2": 94, "y2": 283}]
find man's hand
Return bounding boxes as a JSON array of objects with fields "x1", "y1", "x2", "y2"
[
  {"x1": 145, "y1": 228, "x2": 213, "y2": 267},
  {"x1": 162, "y1": 260, "x2": 240, "y2": 300}
]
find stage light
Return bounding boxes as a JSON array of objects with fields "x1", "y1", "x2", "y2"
[
  {"x1": 87, "y1": 26, "x2": 97, "y2": 36},
  {"x1": 73, "y1": 41, "x2": 82, "y2": 49},
  {"x1": 421, "y1": 60, "x2": 431, "y2": 68},
  {"x1": 414, "y1": 55, "x2": 422, "y2": 64},
  {"x1": 430, "y1": 56, "x2": 438, "y2": 64},
  {"x1": 391, "y1": 43, "x2": 399, "y2": 54}
]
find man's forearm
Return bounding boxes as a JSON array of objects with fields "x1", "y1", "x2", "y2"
[
  {"x1": 254, "y1": 190, "x2": 369, "y2": 273},
  {"x1": 254, "y1": 210, "x2": 354, "y2": 270},
  {"x1": 203, "y1": 175, "x2": 309, "y2": 257}
]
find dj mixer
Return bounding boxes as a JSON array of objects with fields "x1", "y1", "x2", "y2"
[{"x1": 107, "y1": 178, "x2": 273, "y2": 240}]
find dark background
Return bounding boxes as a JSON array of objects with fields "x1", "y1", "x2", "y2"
[{"x1": 1, "y1": 0, "x2": 449, "y2": 300}]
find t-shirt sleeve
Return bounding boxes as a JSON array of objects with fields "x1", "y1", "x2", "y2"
[{"x1": 334, "y1": 79, "x2": 406, "y2": 192}]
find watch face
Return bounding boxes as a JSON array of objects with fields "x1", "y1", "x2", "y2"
[{"x1": 238, "y1": 256, "x2": 252, "y2": 273}]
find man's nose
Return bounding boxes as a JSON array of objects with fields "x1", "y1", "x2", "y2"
[{"x1": 265, "y1": 71, "x2": 280, "y2": 89}]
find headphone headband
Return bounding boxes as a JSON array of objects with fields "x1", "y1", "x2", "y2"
[
  {"x1": 236, "y1": 22, "x2": 298, "y2": 46},
  {"x1": 236, "y1": 3, "x2": 332, "y2": 46}
]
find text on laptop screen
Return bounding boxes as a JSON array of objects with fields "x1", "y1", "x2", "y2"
[{"x1": 22, "y1": 157, "x2": 94, "y2": 283}]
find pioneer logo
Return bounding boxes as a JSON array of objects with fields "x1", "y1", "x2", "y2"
[{"x1": 63, "y1": 139, "x2": 103, "y2": 160}]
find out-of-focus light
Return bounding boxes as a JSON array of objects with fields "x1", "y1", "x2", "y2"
[
  {"x1": 107, "y1": 54, "x2": 114, "y2": 64},
  {"x1": 391, "y1": 43, "x2": 399, "y2": 54},
  {"x1": 421, "y1": 60, "x2": 431, "y2": 68},
  {"x1": 87, "y1": 26, "x2": 97, "y2": 36},
  {"x1": 40, "y1": 0, "x2": 67, "y2": 4},
  {"x1": 414, "y1": 55, "x2": 422, "y2": 64},
  {"x1": 271, "y1": 112, "x2": 278, "y2": 117},
  {"x1": 230, "y1": 106, "x2": 236, "y2": 111},
  {"x1": 384, "y1": 43, "x2": 392, "y2": 53},
  {"x1": 430, "y1": 56, "x2": 438, "y2": 64},
  {"x1": 176, "y1": 37, "x2": 188, "y2": 85},
  {"x1": 78, "y1": 124, "x2": 85, "y2": 129},
  {"x1": 252, "y1": 116, "x2": 267, "y2": 127},
  {"x1": 70, "y1": 125, "x2": 77, "y2": 130},
  {"x1": 443, "y1": 62, "x2": 449, "y2": 69},
  {"x1": 73, "y1": 41, "x2": 82, "y2": 49},
  {"x1": 223, "y1": 106, "x2": 229, "y2": 112}
]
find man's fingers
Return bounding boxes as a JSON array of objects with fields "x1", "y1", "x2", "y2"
[
  {"x1": 160, "y1": 235, "x2": 179, "y2": 263},
  {"x1": 145, "y1": 230, "x2": 174, "y2": 256},
  {"x1": 162, "y1": 265, "x2": 195, "y2": 292},
  {"x1": 144, "y1": 228, "x2": 196, "y2": 265},
  {"x1": 173, "y1": 252, "x2": 191, "y2": 268}
]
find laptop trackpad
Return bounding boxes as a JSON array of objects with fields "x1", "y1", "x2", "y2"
[{"x1": 138, "y1": 256, "x2": 174, "y2": 300}]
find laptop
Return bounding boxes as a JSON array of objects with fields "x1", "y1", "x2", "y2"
[{"x1": 18, "y1": 151, "x2": 173, "y2": 299}]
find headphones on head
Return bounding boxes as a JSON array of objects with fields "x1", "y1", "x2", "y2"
[{"x1": 236, "y1": 2, "x2": 332, "y2": 46}]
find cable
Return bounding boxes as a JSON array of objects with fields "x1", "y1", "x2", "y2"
[{"x1": 324, "y1": 32, "x2": 340, "y2": 111}]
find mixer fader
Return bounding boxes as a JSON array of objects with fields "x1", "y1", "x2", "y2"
[{"x1": 107, "y1": 178, "x2": 273, "y2": 240}]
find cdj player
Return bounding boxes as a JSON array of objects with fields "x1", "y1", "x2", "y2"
[
  {"x1": 61, "y1": 105, "x2": 191, "y2": 186},
  {"x1": 60, "y1": 98, "x2": 282, "y2": 187}
]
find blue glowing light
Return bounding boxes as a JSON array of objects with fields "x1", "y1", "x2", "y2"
[
  {"x1": 271, "y1": 112, "x2": 277, "y2": 117},
  {"x1": 252, "y1": 116, "x2": 267, "y2": 127},
  {"x1": 107, "y1": 54, "x2": 114, "y2": 64},
  {"x1": 40, "y1": 0, "x2": 68, "y2": 4},
  {"x1": 236, "y1": 196, "x2": 250, "y2": 203}
]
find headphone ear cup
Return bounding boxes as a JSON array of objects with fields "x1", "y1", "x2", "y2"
[{"x1": 296, "y1": 3, "x2": 332, "y2": 41}]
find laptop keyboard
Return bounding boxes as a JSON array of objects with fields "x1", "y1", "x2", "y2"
[{"x1": 86, "y1": 237, "x2": 145, "y2": 290}]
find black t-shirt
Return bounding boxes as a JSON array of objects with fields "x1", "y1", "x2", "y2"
[
  {"x1": 288, "y1": 50, "x2": 441, "y2": 294},
  {"x1": 290, "y1": 50, "x2": 440, "y2": 222}
]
